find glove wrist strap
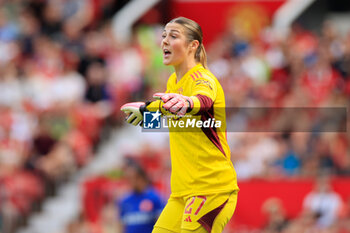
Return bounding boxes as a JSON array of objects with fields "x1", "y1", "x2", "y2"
[
  {"x1": 139, "y1": 103, "x2": 148, "y2": 114},
  {"x1": 186, "y1": 99, "x2": 192, "y2": 113}
]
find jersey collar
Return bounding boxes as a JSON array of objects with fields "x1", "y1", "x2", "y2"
[{"x1": 174, "y1": 63, "x2": 203, "y2": 87}]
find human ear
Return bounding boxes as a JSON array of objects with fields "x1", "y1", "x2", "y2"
[{"x1": 190, "y1": 40, "x2": 199, "y2": 51}]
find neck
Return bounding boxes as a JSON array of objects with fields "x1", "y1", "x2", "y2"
[
  {"x1": 174, "y1": 59, "x2": 198, "y2": 82},
  {"x1": 134, "y1": 181, "x2": 148, "y2": 193}
]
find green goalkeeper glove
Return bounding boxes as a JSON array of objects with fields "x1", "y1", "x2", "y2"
[{"x1": 120, "y1": 102, "x2": 147, "y2": 126}]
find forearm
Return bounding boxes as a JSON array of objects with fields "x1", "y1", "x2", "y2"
[{"x1": 189, "y1": 94, "x2": 213, "y2": 115}]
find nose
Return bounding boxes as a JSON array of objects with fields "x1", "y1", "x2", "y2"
[{"x1": 162, "y1": 36, "x2": 169, "y2": 46}]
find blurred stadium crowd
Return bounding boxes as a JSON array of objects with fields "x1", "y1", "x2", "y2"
[
  {"x1": 217, "y1": 20, "x2": 350, "y2": 180},
  {"x1": 0, "y1": 0, "x2": 131, "y2": 232},
  {"x1": 0, "y1": 0, "x2": 349, "y2": 233}
]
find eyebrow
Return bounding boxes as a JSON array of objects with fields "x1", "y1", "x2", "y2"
[{"x1": 163, "y1": 29, "x2": 181, "y2": 33}]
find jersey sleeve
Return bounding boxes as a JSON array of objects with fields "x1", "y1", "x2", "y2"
[{"x1": 189, "y1": 74, "x2": 217, "y2": 115}]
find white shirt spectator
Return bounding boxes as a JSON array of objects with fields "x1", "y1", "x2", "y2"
[{"x1": 303, "y1": 179, "x2": 343, "y2": 228}]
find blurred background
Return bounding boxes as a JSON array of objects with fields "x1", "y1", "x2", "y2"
[{"x1": 0, "y1": 0, "x2": 349, "y2": 233}]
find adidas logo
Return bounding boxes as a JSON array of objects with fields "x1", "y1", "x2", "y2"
[{"x1": 184, "y1": 216, "x2": 192, "y2": 222}]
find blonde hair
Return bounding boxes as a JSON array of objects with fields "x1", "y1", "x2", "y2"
[{"x1": 170, "y1": 17, "x2": 207, "y2": 69}]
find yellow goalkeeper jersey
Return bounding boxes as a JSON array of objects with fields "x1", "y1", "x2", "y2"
[{"x1": 148, "y1": 64, "x2": 239, "y2": 197}]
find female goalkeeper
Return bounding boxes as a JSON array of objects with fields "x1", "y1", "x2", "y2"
[{"x1": 121, "y1": 17, "x2": 239, "y2": 233}]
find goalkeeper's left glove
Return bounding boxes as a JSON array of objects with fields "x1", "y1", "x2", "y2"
[
  {"x1": 153, "y1": 93, "x2": 193, "y2": 117},
  {"x1": 120, "y1": 102, "x2": 147, "y2": 126}
]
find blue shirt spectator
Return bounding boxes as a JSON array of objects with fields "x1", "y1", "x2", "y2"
[
  {"x1": 118, "y1": 187, "x2": 163, "y2": 233},
  {"x1": 117, "y1": 159, "x2": 164, "y2": 233}
]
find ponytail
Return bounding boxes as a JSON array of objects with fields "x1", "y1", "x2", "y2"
[{"x1": 197, "y1": 43, "x2": 207, "y2": 69}]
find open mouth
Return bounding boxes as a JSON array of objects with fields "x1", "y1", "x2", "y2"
[{"x1": 163, "y1": 49, "x2": 171, "y2": 56}]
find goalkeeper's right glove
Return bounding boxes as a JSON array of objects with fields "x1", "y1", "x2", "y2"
[
  {"x1": 120, "y1": 102, "x2": 147, "y2": 126},
  {"x1": 153, "y1": 93, "x2": 193, "y2": 117}
]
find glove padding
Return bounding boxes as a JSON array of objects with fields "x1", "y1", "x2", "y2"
[
  {"x1": 120, "y1": 102, "x2": 145, "y2": 126},
  {"x1": 153, "y1": 93, "x2": 193, "y2": 117}
]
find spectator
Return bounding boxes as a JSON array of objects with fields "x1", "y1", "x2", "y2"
[
  {"x1": 84, "y1": 61, "x2": 110, "y2": 103},
  {"x1": 117, "y1": 159, "x2": 164, "y2": 233},
  {"x1": 274, "y1": 133, "x2": 302, "y2": 176},
  {"x1": 25, "y1": 116, "x2": 57, "y2": 171},
  {"x1": 283, "y1": 210, "x2": 319, "y2": 233},
  {"x1": 261, "y1": 197, "x2": 289, "y2": 233},
  {"x1": 302, "y1": 176, "x2": 343, "y2": 228}
]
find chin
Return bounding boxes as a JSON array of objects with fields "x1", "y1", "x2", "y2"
[{"x1": 163, "y1": 60, "x2": 172, "y2": 66}]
